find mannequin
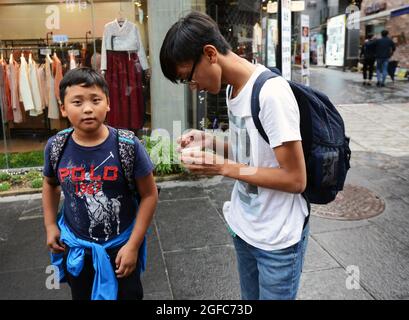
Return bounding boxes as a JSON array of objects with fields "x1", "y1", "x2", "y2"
[{"x1": 100, "y1": 15, "x2": 149, "y2": 130}]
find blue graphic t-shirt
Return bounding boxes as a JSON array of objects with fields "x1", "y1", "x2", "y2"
[{"x1": 43, "y1": 127, "x2": 154, "y2": 243}]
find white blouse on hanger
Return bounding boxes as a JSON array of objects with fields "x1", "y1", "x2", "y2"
[
  {"x1": 19, "y1": 55, "x2": 35, "y2": 111},
  {"x1": 100, "y1": 19, "x2": 149, "y2": 71},
  {"x1": 28, "y1": 56, "x2": 44, "y2": 116}
]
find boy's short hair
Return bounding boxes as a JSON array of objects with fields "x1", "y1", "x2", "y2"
[
  {"x1": 59, "y1": 67, "x2": 109, "y2": 103},
  {"x1": 160, "y1": 11, "x2": 231, "y2": 83},
  {"x1": 381, "y1": 30, "x2": 389, "y2": 37}
]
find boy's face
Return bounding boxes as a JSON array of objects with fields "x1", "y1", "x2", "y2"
[
  {"x1": 176, "y1": 46, "x2": 222, "y2": 94},
  {"x1": 60, "y1": 84, "x2": 110, "y2": 133}
]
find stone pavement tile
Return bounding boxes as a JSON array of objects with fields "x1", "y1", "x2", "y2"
[
  {"x1": 313, "y1": 224, "x2": 409, "y2": 299},
  {"x1": 303, "y1": 237, "x2": 341, "y2": 273},
  {"x1": 142, "y1": 222, "x2": 172, "y2": 297},
  {"x1": 364, "y1": 175, "x2": 409, "y2": 199},
  {"x1": 155, "y1": 198, "x2": 232, "y2": 252},
  {"x1": 204, "y1": 182, "x2": 234, "y2": 215},
  {"x1": 144, "y1": 291, "x2": 173, "y2": 300},
  {"x1": 368, "y1": 197, "x2": 409, "y2": 247},
  {"x1": 309, "y1": 215, "x2": 370, "y2": 235},
  {"x1": 0, "y1": 218, "x2": 50, "y2": 273},
  {"x1": 0, "y1": 202, "x2": 26, "y2": 242},
  {"x1": 164, "y1": 245, "x2": 240, "y2": 300},
  {"x1": 0, "y1": 267, "x2": 71, "y2": 300},
  {"x1": 297, "y1": 268, "x2": 374, "y2": 300},
  {"x1": 158, "y1": 186, "x2": 206, "y2": 201}
]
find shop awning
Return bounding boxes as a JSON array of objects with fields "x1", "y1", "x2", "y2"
[{"x1": 391, "y1": 5, "x2": 409, "y2": 18}]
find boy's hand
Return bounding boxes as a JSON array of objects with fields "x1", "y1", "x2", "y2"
[
  {"x1": 46, "y1": 224, "x2": 66, "y2": 254},
  {"x1": 180, "y1": 150, "x2": 227, "y2": 176},
  {"x1": 115, "y1": 244, "x2": 138, "y2": 278},
  {"x1": 176, "y1": 129, "x2": 214, "y2": 153}
]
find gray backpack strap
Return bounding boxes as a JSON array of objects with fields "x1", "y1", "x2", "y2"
[
  {"x1": 49, "y1": 127, "x2": 74, "y2": 179},
  {"x1": 117, "y1": 128, "x2": 136, "y2": 194}
]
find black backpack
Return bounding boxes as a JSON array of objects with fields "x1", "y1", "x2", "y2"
[{"x1": 250, "y1": 68, "x2": 351, "y2": 205}]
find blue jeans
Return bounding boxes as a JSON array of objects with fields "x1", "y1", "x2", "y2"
[
  {"x1": 232, "y1": 222, "x2": 309, "y2": 300},
  {"x1": 376, "y1": 58, "x2": 389, "y2": 84}
]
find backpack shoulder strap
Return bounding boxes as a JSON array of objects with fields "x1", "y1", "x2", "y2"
[
  {"x1": 49, "y1": 127, "x2": 74, "y2": 178},
  {"x1": 250, "y1": 69, "x2": 278, "y2": 145},
  {"x1": 116, "y1": 128, "x2": 137, "y2": 194}
]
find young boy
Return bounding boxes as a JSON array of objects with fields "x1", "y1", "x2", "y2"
[
  {"x1": 42, "y1": 67, "x2": 158, "y2": 300},
  {"x1": 160, "y1": 11, "x2": 309, "y2": 300}
]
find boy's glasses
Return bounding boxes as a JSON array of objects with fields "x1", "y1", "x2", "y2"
[{"x1": 179, "y1": 57, "x2": 200, "y2": 85}]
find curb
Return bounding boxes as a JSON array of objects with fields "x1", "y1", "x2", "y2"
[{"x1": 0, "y1": 173, "x2": 199, "y2": 198}]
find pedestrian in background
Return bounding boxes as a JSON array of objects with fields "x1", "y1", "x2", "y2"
[
  {"x1": 374, "y1": 30, "x2": 396, "y2": 87},
  {"x1": 360, "y1": 34, "x2": 376, "y2": 86}
]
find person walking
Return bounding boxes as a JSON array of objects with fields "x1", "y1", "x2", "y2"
[
  {"x1": 374, "y1": 30, "x2": 396, "y2": 87},
  {"x1": 360, "y1": 34, "x2": 376, "y2": 86}
]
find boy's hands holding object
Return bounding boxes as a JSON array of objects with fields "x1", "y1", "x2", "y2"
[{"x1": 176, "y1": 129, "x2": 214, "y2": 152}]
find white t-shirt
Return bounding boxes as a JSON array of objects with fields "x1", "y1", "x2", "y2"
[{"x1": 223, "y1": 64, "x2": 309, "y2": 251}]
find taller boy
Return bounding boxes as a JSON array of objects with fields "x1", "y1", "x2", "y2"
[{"x1": 160, "y1": 11, "x2": 309, "y2": 300}]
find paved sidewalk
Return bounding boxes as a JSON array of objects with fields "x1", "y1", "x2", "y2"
[{"x1": 0, "y1": 67, "x2": 408, "y2": 300}]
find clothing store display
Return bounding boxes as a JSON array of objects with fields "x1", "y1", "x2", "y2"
[
  {"x1": 37, "y1": 65, "x2": 48, "y2": 109},
  {"x1": 0, "y1": 60, "x2": 12, "y2": 123},
  {"x1": 105, "y1": 51, "x2": 144, "y2": 130},
  {"x1": 28, "y1": 56, "x2": 44, "y2": 116},
  {"x1": 101, "y1": 19, "x2": 149, "y2": 71},
  {"x1": 19, "y1": 55, "x2": 35, "y2": 112},
  {"x1": 7, "y1": 55, "x2": 23, "y2": 123},
  {"x1": 53, "y1": 53, "x2": 63, "y2": 105},
  {"x1": 69, "y1": 52, "x2": 77, "y2": 70},
  {"x1": 101, "y1": 18, "x2": 148, "y2": 130},
  {"x1": 46, "y1": 54, "x2": 60, "y2": 120}
]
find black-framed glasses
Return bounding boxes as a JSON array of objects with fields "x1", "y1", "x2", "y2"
[{"x1": 179, "y1": 57, "x2": 200, "y2": 85}]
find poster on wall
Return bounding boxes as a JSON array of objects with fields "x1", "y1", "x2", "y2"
[
  {"x1": 300, "y1": 14, "x2": 310, "y2": 86},
  {"x1": 281, "y1": 0, "x2": 292, "y2": 80},
  {"x1": 266, "y1": 18, "x2": 278, "y2": 68},
  {"x1": 316, "y1": 34, "x2": 325, "y2": 66},
  {"x1": 325, "y1": 14, "x2": 346, "y2": 67}
]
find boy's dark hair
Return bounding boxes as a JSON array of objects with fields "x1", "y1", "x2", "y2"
[
  {"x1": 381, "y1": 30, "x2": 389, "y2": 37},
  {"x1": 59, "y1": 67, "x2": 109, "y2": 103},
  {"x1": 366, "y1": 34, "x2": 373, "y2": 40},
  {"x1": 160, "y1": 11, "x2": 231, "y2": 83}
]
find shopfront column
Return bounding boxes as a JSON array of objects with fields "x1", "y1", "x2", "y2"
[{"x1": 148, "y1": 0, "x2": 198, "y2": 134}]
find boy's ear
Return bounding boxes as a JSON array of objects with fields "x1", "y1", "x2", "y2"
[
  {"x1": 203, "y1": 45, "x2": 218, "y2": 63},
  {"x1": 106, "y1": 97, "x2": 110, "y2": 112},
  {"x1": 60, "y1": 104, "x2": 68, "y2": 118}
]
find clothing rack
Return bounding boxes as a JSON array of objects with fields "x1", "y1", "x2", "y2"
[
  {"x1": 0, "y1": 46, "x2": 75, "y2": 51},
  {"x1": 0, "y1": 45, "x2": 74, "y2": 141}
]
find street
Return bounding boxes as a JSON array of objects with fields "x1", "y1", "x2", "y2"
[{"x1": 0, "y1": 67, "x2": 408, "y2": 300}]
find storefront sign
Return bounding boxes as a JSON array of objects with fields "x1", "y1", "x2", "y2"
[
  {"x1": 316, "y1": 34, "x2": 324, "y2": 66},
  {"x1": 300, "y1": 14, "x2": 310, "y2": 86},
  {"x1": 266, "y1": 18, "x2": 278, "y2": 68},
  {"x1": 281, "y1": 0, "x2": 292, "y2": 80},
  {"x1": 68, "y1": 49, "x2": 80, "y2": 56},
  {"x1": 365, "y1": 2, "x2": 387, "y2": 15},
  {"x1": 40, "y1": 48, "x2": 52, "y2": 56},
  {"x1": 325, "y1": 14, "x2": 346, "y2": 67},
  {"x1": 53, "y1": 34, "x2": 69, "y2": 43}
]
